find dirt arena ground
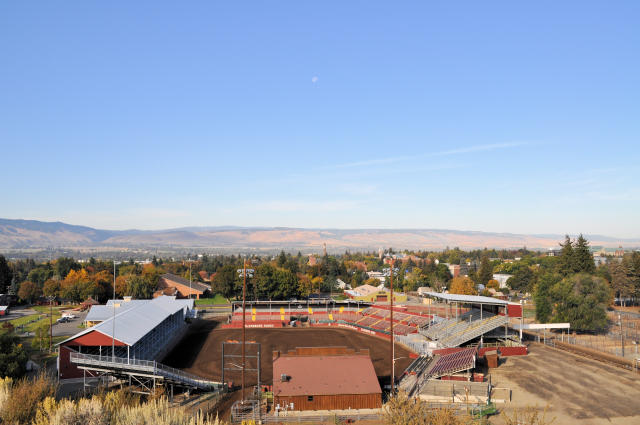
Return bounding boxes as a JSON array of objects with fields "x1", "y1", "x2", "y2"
[
  {"x1": 163, "y1": 319, "x2": 415, "y2": 386},
  {"x1": 491, "y1": 343, "x2": 640, "y2": 425}
]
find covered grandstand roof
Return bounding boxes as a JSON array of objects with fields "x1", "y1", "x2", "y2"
[
  {"x1": 425, "y1": 292, "x2": 510, "y2": 306},
  {"x1": 60, "y1": 296, "x2": 194, "y2": 347}
]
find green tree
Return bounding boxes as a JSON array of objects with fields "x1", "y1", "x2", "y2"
[
  {"x1": 54, "y1": 257, "x2": 80, "y2": 279},
  {"x1": 0, "y1": 333, "x2": 28, "y2": 378},
  {"x1": 507, "y1": 267, "x2": 536, "y2": 293},
  {"x1": 277, "y1": 251, "x2": 287, "y2": 268},
  {"x1": 212, "y1": 264, "x2": 239, "y2": 299},
  {"x1": 550, "y1": 273, "x2": 612, "y2": 331},
  {"x1": 26, "y1": 267, "x2": 53, "y2": 285},
  {"x1": 0, "y1": 255, "x2": 12, "y2": 294},
  {"x1": 573, "y1": 234, "x2": 595, "y2": 274},
  {"x1": 610, "y1": 261, "x2": 633, "y2": 306},
  {"x1": 557, "y1": 235, "x2": 575, "y2": 277},
  {"x1": 125, "y1": 276, "x2": 155, "y2": 299},
  {"x1": 475, "y1": 253, "x2": 493, "y2": 286},
  {"x1": 534, "y1": 273, "x2": 558, "y2": 323}
]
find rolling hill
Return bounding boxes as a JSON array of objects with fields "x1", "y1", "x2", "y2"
[{"x1": 0, "y1": 218, "x2": 638, "y2": 251}]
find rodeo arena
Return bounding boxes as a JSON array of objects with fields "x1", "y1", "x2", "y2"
[{"x1": 53, "y1": 269, "x2": 640, "y2": 424}]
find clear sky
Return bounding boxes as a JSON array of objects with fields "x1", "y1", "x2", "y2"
[{"x1": 1, "y1": 1, "x2": 639, "y2": 237}]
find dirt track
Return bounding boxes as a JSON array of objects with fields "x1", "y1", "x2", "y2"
[{"x1": 163, "y1": 320, "x2": 414, "y2": 386}]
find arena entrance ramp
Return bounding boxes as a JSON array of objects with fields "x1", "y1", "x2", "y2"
[{"x1": 70, "y1": 352, "x2": 223, "y2": 392}]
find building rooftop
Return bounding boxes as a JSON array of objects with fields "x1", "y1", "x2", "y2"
[
  {"x1": 60, "y1": 296, "x2": 194, "y2": 347},
  {"x1": 160, "y1": 273, "x2": 210, "y2": 293},
  {"x1": 273, "y1": 349, "x2": 381, "y2": 397}
]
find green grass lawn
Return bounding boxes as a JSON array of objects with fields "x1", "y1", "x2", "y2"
[
  {"x1": 10, "y1": 311, "x2": 63, "y2": 333},
  {"x1": 522, "y1": 305, "x2": 536, "y2": 318},
  {"x1": 195, "y1": 294, "x2": 229, "y2": 305}
]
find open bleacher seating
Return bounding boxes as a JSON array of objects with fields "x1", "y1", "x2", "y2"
[
  {"x1": 419, "y1": 309, "x2": 510, "y2": 348},
  {"x1": 425, "y1": 347, "x2": 477, "y2": 379}
]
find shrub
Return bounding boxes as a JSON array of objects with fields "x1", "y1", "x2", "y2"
[
  {"x1": 0, "y1": 333, "x2": 28, "y2": 378},
  {"x1": 0, "y1": 373, "x2": 56, "y2": 424}
]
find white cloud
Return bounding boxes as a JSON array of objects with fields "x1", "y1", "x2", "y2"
[
  {"x1": 254, "y1": 200, "x2": 359, "y2": 212},
  {"x1": 325, "y1": 142, "x2": 527, "y2": 170},
  {"x1": 311, "y1": 76, "x2": 318, "y2": 83}
]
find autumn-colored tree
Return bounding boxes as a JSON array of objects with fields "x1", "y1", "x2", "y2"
[
  {"x1": 18, "y1": 281, "x2": 41, "y2": 303},
  {"x1": 42, "y1": 279, "x2": 60, "y2": 298},
  {"x1": 364, "y1": 277, "x2": 381, "y2": 286},
  {"x1": 115, "y1": 275, "x2": 128, "y2": 298},
  {"x1": 486, "y1": 279, "x2": 500, "y2": 290},
  {"x1": 60, "y1": 269, "x2": 96, "y2": 303},
  {"x1": 297, "y1": 274, "x2": 312, "y2": 297},
  {"x1": 311, "y1": 276, "x2": 324, "y2": 294},
  {"x1": 448, "y1": 276, "x2": 477, "y2": 295}
]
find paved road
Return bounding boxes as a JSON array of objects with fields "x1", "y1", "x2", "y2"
[{"x1": 0, "y1": 307, "x2": 38, "y2": 322}]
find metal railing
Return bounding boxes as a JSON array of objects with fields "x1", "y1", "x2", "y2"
[{"x1": 70, "y1": 352, "x2": 222, "y2": 391}]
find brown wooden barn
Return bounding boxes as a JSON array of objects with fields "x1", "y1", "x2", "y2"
[{"x1": 272, "y1": 347, "x2": 382, "y2": 411}]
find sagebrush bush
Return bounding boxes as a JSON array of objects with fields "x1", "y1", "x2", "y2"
[{"x1": 0, "y1": 373, "x2": 56, "y2": 424}]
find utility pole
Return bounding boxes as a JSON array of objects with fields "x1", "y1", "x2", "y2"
[
  {"x1": 242, "y1": 258, "x2": 247, "y2": 402},
  {"x1": 390, "y1": 258, "x2": 395, "y2": 394},
  {"x1": 49, "y1": 296, "x2": 53, "y2": 352}
]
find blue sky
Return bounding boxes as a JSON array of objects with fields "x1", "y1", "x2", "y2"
[{"x1": 1, "y1": 1, "x2": 639, "y2": 237}]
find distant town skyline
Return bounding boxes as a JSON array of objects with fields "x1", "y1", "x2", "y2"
[{"x1": 1, "y1": 2, "x2": 639, "y2": 238}]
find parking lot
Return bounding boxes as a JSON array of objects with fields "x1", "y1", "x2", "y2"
[{"x1": 52, "y1": 310, "x2": 88, "y2": 337}]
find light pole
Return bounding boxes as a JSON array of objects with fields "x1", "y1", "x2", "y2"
[
  {"x1": 112, "y1": 260, "x2": 120, "y2": 361},
  {"x1": 237, "y1": 259, "x2": 253, "y2": 403},
  {"x1": 189, "y1": 259, "x2": 192, "y2": 299},
  {"x1": 49, "y1": 295, "x2": 55, "y2": 352},
  {"x1": 389, "y1": 259, "x2": 395, "y2": 394}
]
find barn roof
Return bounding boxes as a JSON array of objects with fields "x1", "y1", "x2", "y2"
[
  {"x1": 160, "y1": 273, "x2": 210, "y2": 293},
  {"x1": 59, "y1": 296, "x2": 194, "y2": 347},
  {"x1": 273, "y1": 354, "x2": 381, "y2": 397}
]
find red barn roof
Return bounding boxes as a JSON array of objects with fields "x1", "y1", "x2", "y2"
[{"x1": 273, "y1": 349, "x2": 381, "y2": 397}]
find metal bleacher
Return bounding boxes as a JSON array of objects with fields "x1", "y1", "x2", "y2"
[
  {"x1": 419, "y1": 309, "x2": 509, "y2": 348},
  {"x1": 423, "y1": 348, "x2": 476, "y2": 379},
  {"x1": 70, "y1": 352, "x2": 223, "y2": 392}
]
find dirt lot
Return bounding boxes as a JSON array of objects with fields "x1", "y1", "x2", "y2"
[
  {"x1": 163, "y1": 320, "x2": 414, "y2": 386},
  {"x1": 491, "y1": 343, "x2": 640, "y2": 425}
]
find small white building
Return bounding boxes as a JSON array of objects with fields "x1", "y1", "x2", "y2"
[
  {"x1": 336, "y1": 279, "x2": 350, "y2": 290},
  {"x1": 492, "y1": 274, "x2": 513, "y2": 289},
  {"x1": 366, "y1": 271, "x2": 386, "y2": 283}
]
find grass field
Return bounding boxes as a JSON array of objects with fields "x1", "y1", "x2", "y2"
[{"x1": 194, "y1": 294, "x2": 229, "y2": 305}]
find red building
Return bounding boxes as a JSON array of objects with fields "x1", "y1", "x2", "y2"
[
  {"x1": 157, "y1": 273, "x2": 210, "y2": 299},
  {"x1": 273, "y1": 347, "x2": 382, "y2": 411}
]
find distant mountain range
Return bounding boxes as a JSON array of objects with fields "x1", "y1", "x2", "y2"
[{"x1": 0, "y1": 218, "x2": 638, "y2": 252}]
